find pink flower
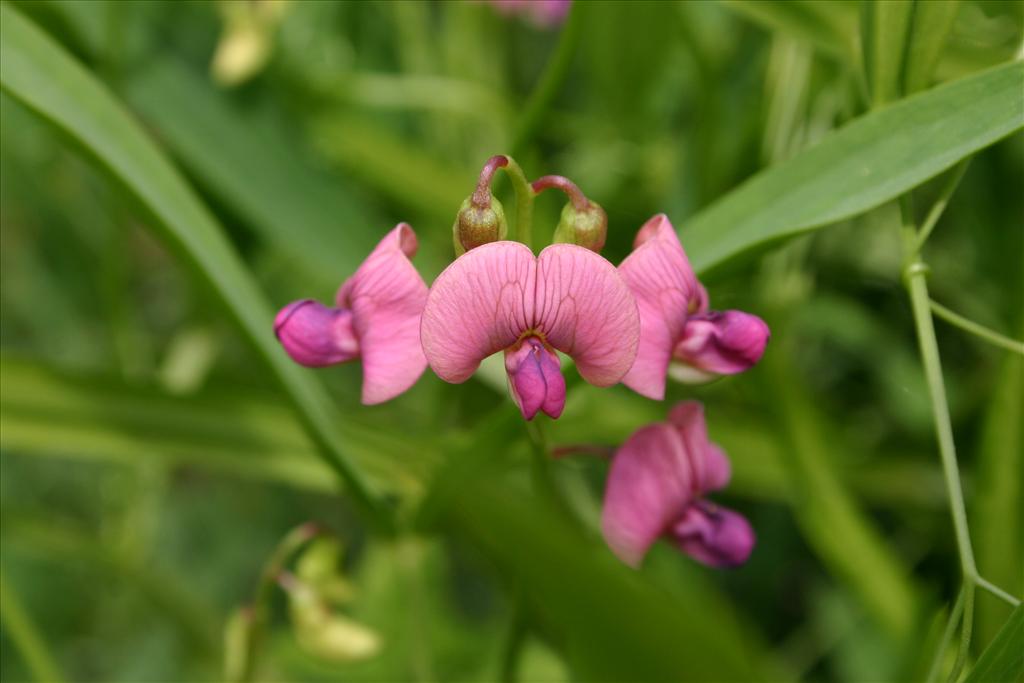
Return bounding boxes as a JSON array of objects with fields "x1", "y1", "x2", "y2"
[
  {"x1": 274, "y1": 224, "x2": 428, "y2": 405},
  {"x1": 618, "y1": 214, "x2": 770, "y2": 399},
  {"x1": 489, "y1": 0, "x2": 571, "y2": 28},
  {"x1": 421, "y1": 241, "x2": 639, "y2": 420},
  {"x1": 602, "y1": 401, "x2": 755, "y2": 568}
]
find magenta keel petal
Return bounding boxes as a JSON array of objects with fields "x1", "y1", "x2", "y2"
[
  {"x1": 274, "y1": 300, "x2": 359, "y2": 367},
  {"x1": 504, "y1": 337, "x2": 565, "y2": 420},
  {"x1": 673, "y1": 310, "x2": 770, "y2": 380},
  {"x1": 670, "y1": 501, "x2": 755, "y2": 568}
]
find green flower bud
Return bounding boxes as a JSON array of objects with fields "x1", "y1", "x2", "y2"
[
  {"x1": 453, "y1": 195, "x2": 508, "y2": 256},
  {"x1": 552, "y1": 201, "x2": 607, "y2": 252}
]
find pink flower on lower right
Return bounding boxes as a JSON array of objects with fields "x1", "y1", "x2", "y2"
[{"x1": 601, "y1": 401, "x2": 755, "y2": 568}]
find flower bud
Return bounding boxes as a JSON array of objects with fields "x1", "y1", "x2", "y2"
[
  {"x1": 552, "y1": 201, "x2": 607, "y2": 252},
  {"x1": 453, "y1": 195, "x2": 508, "y2": 255}
]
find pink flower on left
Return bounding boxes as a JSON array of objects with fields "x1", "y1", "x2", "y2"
[{"x1": 274, "y1": 224, "x2": 429, "y2": 405}]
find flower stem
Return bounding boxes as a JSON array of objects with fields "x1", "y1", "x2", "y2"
[
  {"x1": 499, "y1": 156, "x2": 536, "y2": 248},
  {"x1": 912, "y1": 160, "x2": 969, "y2": 254},
  {"x1": 902, "y1": 216, "x2": 977, "y2": 581},
  {"x1": 531, "y1": 175, "x2": 590, "y2": 211},
  {"x1": 949, "y1": 582, "x2": 975, "y2": 683},
  {"x1": 929, "y1": 299, "x2": 1024, "y2": 356}
]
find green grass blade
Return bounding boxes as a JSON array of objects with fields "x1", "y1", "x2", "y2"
[
  {"x1": 973, "y1": 347, "x2": 1023, "y2": 647},
  {"x1": 963, "y1": 605, "x2": 1024, "y2": 683},
  {"x1": 722, "y1": 0, "x2": 859, "y2": 62},
  {"x1": 684, "y1": 60, "x2": 1024, "y2": 274},
  {"x1": 0, "y1": 570, "x2": 66, "y2": 683},
  {"x1": 860, "y1": 0, "x2": 914, "y2": 106},
  {"x1": 122, "y1": 56, "x2": 381, "y2": 283},
  {"x1": 903, "y1": 0, "x2": 962, "y2": 94},
  {"x1": 0, "y1": 5, "x2": 387, "y2": 525}
]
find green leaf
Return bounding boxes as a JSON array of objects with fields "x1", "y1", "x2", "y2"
[
  {"x1": 683, "y1": 60, "x2": 1024, "y2": 274},
  {"x1": 122, "y1": 56, "x2": 382, "y2": 283},
  {"x1": 860, "y1": 0, "x2": 915, "y2": 107},
  {"x1": 0, "y1": 5, "x2": 387, "y2": 523},
  {"x1": 722, "y1": 0, "x2": 859, "y2": 62},
  {"x1": 964, "y1": 605, "x2": 1024, "y2": 683},
  {"x1": 903, "y1": 0, "x2": 962, "y2": 94}
]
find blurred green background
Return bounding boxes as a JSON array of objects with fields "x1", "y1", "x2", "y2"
[{"x1": 1, "y1": 1, "x2": 1022, "y2": 681}]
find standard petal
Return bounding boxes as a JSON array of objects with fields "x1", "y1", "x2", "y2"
[
  {"x1": 618, "y1": 214, "x2": 701, "y2": 400},
  {"x1": 669, "y1": 501, "x2": 755, "y2": 568},
  {"x1": 534, "y1": 244, "x2": 639, "y2": 387},
  {"x1": 274, "y1": 300, "x2": 359, "y2": 367},
  {"x1": 340, "y1": 224, "x2": 429, "y2": 404},
  {"x1": 666, "y1": 401, "x2": 731, "y2": 493},
  {"x1": 601, "y1": 423, "x2": 694, "y2": 566},
  {"x1": 672, "y1": 310, "x2": 770, "y2": 381},
  {"x1": 504, "y1": 337, "x2": 566, "y2": 420},
  {"x1": 421, "y1": 241, "x2": 536, "y2": 383}
]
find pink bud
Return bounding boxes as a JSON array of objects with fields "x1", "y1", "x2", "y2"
[{"x1": 274, "y1": 300, "x2": 359, "y2": 367}]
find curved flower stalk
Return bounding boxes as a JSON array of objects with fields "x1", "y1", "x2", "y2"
[
  {"x1": 619, "y1": 214, "x2": 770, "y2": 399},
  {"x1": 420, "y1": 241, "x2": 639, "y2": 420},
  {"x1": 602, "y1": 401, "x2": 755, "y2": 568},
  {"x1": 274, "y1": 224, "x2": 428, "y2": 405}
]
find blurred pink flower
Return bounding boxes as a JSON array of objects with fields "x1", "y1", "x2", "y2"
[
  {"x1": 602, "y1": 401, "x2": 755, "y2": 568},
  {"x1": 618, "y1": 214, "x2": 770, "y2": 398},
  {"x1": 490, "y1": 0, "x2": 571, "y2": 27},
  {"x1": 274, "y1": 224, "x2": 428, "y2": 405},
  {"x1": 420, "y1": 241, "x2": 639, "y2": 420}
]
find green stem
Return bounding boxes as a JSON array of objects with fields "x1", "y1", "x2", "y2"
[
  {"x1": 949, "y1": 582, "x2": 975, "y2": 683},
  {"x1": 912, "y1": 160, "x2": 970, "y2": 254},
  {"x1": 499, "y1": 156, "x2": 536, "y2": 248},
  {"x1": 235, "y1": 522, "x2": 320, "y2": 683},
  {"x1": 499, "y1": 597, "x2": 528, "y2": 683},
  {"x1": 929, "y1": 300, "x2": 1024, "y2": 356},
  {"x1": 975, "y1": 576, "x2": 1022, "y2": 607},
  {"x1": 0, "y1": 570, "x2": 66, "y2": 683},
  {"x1": 925, "y1": 585, "x2": 966, "y2": 683},
  {"x1": 511, "y1": 4, "x2": 581, "y2": 155}
]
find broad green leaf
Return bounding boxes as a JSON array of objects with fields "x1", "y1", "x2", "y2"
[
  {"x1": 964, "y1": 605, "x2": 1024, "y2": 683},
  {"x1": 860, "y1": 0, "x2": 915, "y2": 107},
  {"x1": 722, "y1": 0, "x2": 859, "y2": 62},
  {"x1": 122, "y1": 57, "x2": 381, "y2": 283},
  {"x1": 973, "y1": 346, "x2": 1023, "y2": 648},
  {"x1": 0, "y1": 6, "x2": 385, "y2": 522},
  {"x1": 684, "y1": 60, "x2": 1024, "y2": 274},
  {"x1": 903, "y1": 0, "x2": 962, "y2": 94}
]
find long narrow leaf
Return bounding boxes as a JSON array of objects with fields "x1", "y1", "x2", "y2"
[
  {"x1": 0, "y1": 5, "x2": 387, "y2": 523},
  {"x1": 684, "y1": 60, "x2": 1024, "y2": 274}
]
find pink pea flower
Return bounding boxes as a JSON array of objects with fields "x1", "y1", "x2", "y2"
[
  {"x1": 274, "y1": 224, "x2": 429, "y2": 405},
  {"x1": 489, "y1": 0, "x2": 571, "y2": 28},
  {"x1": 618, "y1": 214, "x2": 770, "y2": 399},
  {"x1": 420, "y1": 241, "x2": 639, "y2": 420},
  {"x1": 602, "y1": 401, "x2": 755, "y2": 568}
]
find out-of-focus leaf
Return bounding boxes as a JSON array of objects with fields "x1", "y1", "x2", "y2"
[
  {"x1": 684, "y1": 60, "x2": 1024, "y2": 274},
  {"x1": 441, "y1": 469, "x2": 767, "y2": 681},
  {"x1": 722, "y1": 0, "x2": 859, "y2": 62},
  {"x1": 0, "y1": 6, "x2": 385, "y2": 521},
  {"x1": 963, "y1": 605, "x2": 1024, "y2": 683},
  {"x1": 760, "y1": 338, "x2": 919, "y2": 638},
  {"x1": 860, "y1": 0, "x2": 914, "y2": 106},
  {"x1": 0, "y1": 355, "x2": 432, "y2": 497},
  {"x1": 973, "y1": 347, "x2": 1023, "y2": 648},
  {"x1": 903, "y1": 0, "x2": 962, "y2": 94},
  {"x1": 122, "y1": 57, "x2": 381, "y2": 284}
]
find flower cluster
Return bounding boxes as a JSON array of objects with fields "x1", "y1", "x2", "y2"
[{"x1": 274, "y1": 155, "x2": 767, "y2": 569}]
